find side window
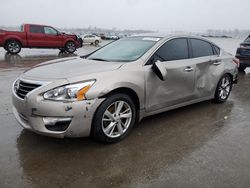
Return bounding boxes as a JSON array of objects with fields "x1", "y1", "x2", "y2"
[
  {"x1": 190, "y1": 39, "x2": 214, "y2": 58},
  {"x1": 20, "y1": 25, "x2": 24, "y2": 32},
  {"x1": 29, "y1": 25, "x2": 44, "y2": 34},
  {"x1": 154, "y1": 38, "x2": 189, "y2": 62},
  {"x1": 213, "y1": 45, "x2": 220, "y2": 55},
  {"x1": 44, "y1": 27, "x2": 58, "y2": 35}
]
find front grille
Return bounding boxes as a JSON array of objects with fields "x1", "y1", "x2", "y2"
[{"x1": 16, "y1": 80, "x2": 41, "y2": 99}]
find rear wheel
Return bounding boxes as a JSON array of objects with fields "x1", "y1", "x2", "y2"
[
  {"x1": 214, "y1": 74, "x2": 232, "y2": 103},
  {"x1": 5, "y1": 40, "x2": 21, "y2": 54},
  {"x1": 92, "y1": 94, "x2": 136, "y2": 143},
  {"x1": 65, "y1": 41, "x2": 76, "y2": 53}
]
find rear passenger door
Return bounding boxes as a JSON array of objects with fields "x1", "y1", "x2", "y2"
[
  {"x1": 27, "y1": 25, "x2": 46, "y2": 47},
  {"x1": 145, "y1": 38, "x2": 196, "y2": 112},
  {"x1": 189, "y1": 38, "x2": 222, "y2": 98}
]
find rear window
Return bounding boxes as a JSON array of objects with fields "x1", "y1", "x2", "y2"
[
  {"x1": 20, "y1": 25, "x2": 24, "y2": 32},
  {"x1": 190, "y1": 39, "x2": 214, "y2": 58},
  {"x1": 29, "y1": 25, "x2": 44, "y2": 34}
]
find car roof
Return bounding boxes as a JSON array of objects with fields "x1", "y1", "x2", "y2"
[
  {"x1": 133, "y1": 32, "x2": 203, "y2": 39},
  {"x1": 131, "y1": 33, "x2": 221, "y2": 48}
]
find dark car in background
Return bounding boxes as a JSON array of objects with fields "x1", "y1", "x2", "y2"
[{"x1": 236, "y1": 35, "x2": 250, "y2": 71}]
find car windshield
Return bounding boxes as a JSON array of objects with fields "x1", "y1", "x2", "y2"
[{"x1": 87, "y1": 37, "x2": 160, "y2": 62}]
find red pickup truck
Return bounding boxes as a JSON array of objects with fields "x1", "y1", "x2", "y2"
[{"x1": 0, "y1": 24, "x2": 83, "y2": 54}]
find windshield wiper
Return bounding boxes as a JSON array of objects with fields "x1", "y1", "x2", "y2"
[{"x1": 88, "y1": 58, "x2": 108, "y2": 62}]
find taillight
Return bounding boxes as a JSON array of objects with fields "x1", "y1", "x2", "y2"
[{"x1": 233, "y1": 58, "x2": 240, "y2": 68}]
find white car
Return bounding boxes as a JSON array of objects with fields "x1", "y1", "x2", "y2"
[{"x1": 82, "y1": 34, "x2": 101, "y2": 45}]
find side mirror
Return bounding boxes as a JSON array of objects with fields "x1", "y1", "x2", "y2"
[{"x1": 152, "y1": 61, "x2": 167, "y2": 81}]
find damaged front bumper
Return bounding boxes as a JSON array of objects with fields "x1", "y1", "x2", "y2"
[{"x1": 12, "y1": 89, "x2": 104, "y2": 138}]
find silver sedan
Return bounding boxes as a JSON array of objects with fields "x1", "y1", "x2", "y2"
[{"x1": 12, "y1": 35, "x2": 238, "y2": 143}]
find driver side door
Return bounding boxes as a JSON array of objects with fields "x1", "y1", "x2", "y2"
[
  {"x1": 44, "y1": 26, "x2": 63, "y2": 47},
  {"x1": 144, "y1": 38, "x2": 196, "y2": 112}
]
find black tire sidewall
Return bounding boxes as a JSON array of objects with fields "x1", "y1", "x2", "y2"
[
  {"x1": 92, "y1": 94, "x2": 136, "y2": 143},
  {"x1": 214, "y1": 74, "x2": 232, "y2": 103},
  {"x1": 95, "y1": 40, "x2": 99, "y2": 45},
  {"x1": 6, "y1": 40, "x2": 21, "y2": 54}
]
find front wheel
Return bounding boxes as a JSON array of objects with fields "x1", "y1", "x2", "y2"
[
  {"x1": 65, "y1": 41, "x2": 76, "y2": 53},
  {"x1": 92, "y1": 94, "x2": 136, "y2": 143},
  {"x1": 5, "y1": 40, "x2": 21, "y2": 54},
  {"x1": 214, "y1": 74, "x2": 233, "y2": 103}
]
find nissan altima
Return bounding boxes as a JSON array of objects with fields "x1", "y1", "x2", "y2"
[{"x1": 12, "y1": 35, "x2": 238, "y2": 143}]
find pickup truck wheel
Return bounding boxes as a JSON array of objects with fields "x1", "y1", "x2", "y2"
[
  {"x1": 5, "y1": 40, "x2": 21, "y2": 54},
  {"x1": 65, "y1": 41, "x2": 76, "y2": 53}
]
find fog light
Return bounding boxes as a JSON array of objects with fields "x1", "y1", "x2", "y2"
[{"x1": 43, "y1": 117, "x2": 72, "y2": 131}]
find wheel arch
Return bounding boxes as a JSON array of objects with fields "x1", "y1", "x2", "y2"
[
  {"x1": 224, "y1": 72, "x2": 234, "y2": 82},
  {"x1": 64, "y1": 39, "x2": 75, "y2": 46},
  {"x1": 4, "y1": 38, "x2": 23, "y2": 47},
  {"x1": 90, "y1": 87, "x2": 141, "y2": 139},
  {"x1": 100, "y1": 87, "x2": 140, "y2": 112}
]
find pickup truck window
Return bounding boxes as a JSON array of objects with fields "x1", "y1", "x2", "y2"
[
  {"x1": 44, "y1": 27, "x2": 58, "y2": 35},
  {"x1": 30, "y1": 25, "x2": 44, "y2": 34},
  {"x1": 20, "y1": 25, "x2": 24, "y2": 32}
]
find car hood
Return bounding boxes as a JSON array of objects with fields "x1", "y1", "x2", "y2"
[{"x1": 23, "y1": 57, "x2": 124, "y2": 80}]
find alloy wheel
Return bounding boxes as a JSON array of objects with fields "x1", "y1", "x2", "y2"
[
  {"x1": 218, "y1": 76, "x2": 231, "y2": 100},
  {"x1": 102, "y1": 100, "x2": 132, "y2": 138},
  {"x1": 66, "y1": 42, "x2": 76, "y2": 53},
  {"x1": 8, "y1": 42, "x2": 20, "y2": 53}
]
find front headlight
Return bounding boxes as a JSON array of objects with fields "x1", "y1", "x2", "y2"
[{"x1": 43, "y1": 80, "x2": 95, "y2": 101}]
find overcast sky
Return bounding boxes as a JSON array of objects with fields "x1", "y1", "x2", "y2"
[{"x1": 1, "y1": 0, "x2": 250, "y2": 32}]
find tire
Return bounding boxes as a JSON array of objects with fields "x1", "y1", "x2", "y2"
[
  {"x1": 239, "y1": 64, "x2": 246, "y2": 71},
  {"x1": 92, "y1": 94, "x2": 137, "y2": 143},
  {"x1": 59, "y1": 48, "x2": 66, "y2": 53},
  {"x1": 213, "y1": 74, "x2": 233, "y2": 103},
  {"x1": 5, "y1": 40, "x2": 21, "y2": 54},
  {"x1": 65, "y1": 41, "x2": 76, "y2": 53},
  {"x1": 94, "y1": 40, "x2": 99, "y2": 46}
]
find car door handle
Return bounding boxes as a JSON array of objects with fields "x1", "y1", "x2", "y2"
[
  {"x1": 210, "y1": 59, "x2": 221, "y2": 65},
  {"x1": 185, "y1": 67, "x2": 194, "y2": 72},
  {"x1": 213, "y1": 61, "x2": 221, "y2": 65}
]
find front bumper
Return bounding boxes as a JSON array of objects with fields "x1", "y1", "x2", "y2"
[{"x1": 12, "y1": 89, "x2": 104, "y2": 138}]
